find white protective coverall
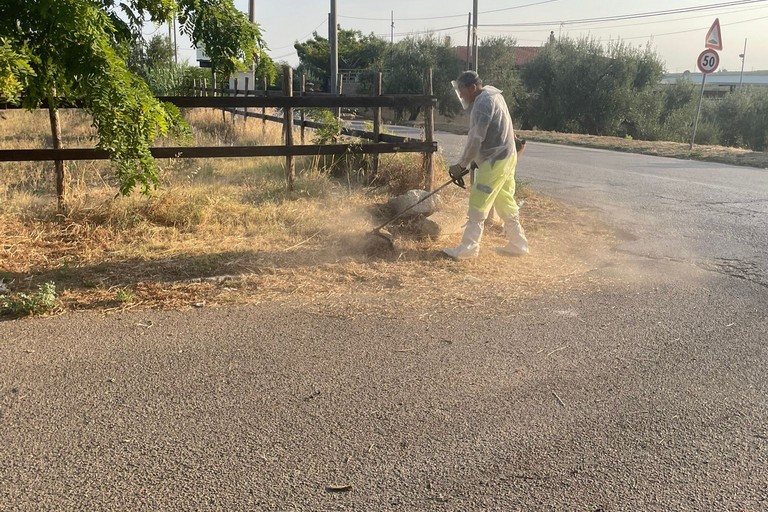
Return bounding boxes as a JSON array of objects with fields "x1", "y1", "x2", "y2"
[{"x1": 443, "y1": 86, "x2": 529, "y2": 260}]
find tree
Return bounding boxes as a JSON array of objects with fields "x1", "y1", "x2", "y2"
[
  {"x1": 0, "y1": 38, "x2": 34, "y2": 102},
  {"x1": 0, "y1": 0, "x2": 265, "y2": 207},
  {"x1": 294, "y1": 28, "x2": 387, "y2": 91},
  {"x1": 146, "y1": 34, "x2": 176, "y2": 70},
  {"x1": 476, "y1": 37, "x2": 525, "y2": 121},
  {"x1": 651, "y1": 78, "x2": 697, "y2": 142},
  {"x1": 380, "y1": 35, "x2": 463, "y2": 120},
  {"x1": 704, "y1": 87, "x2": 768, "y2": 151},
  {"x1": 521, "y1": 37, "x2": 664, "y2": 136}
]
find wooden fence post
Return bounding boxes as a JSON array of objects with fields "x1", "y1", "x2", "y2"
[
  {"x1": 211, "y1": 72, "x2": 217, "y2": 118},
  {"x1": 283, "y1": 67, "x2": 295, "y2": 191},
  {"x1": 300, "y1": 74, "x2": 306, "y2": 144},
  {"x1": 47, "y1": 93, "x2": 65, "y2": 212},
  {"x1": 371, "y1": 72, "x2": 383, "y2": 183},
  {"x1": 244, "y1": 77, "x2": 249, "y2": 126},
  {"x1": 221, "y1": 80, "x2": 226, "y2": 123},
  {"x1": 231, "y1": 78, "x2": 238, "y2": 124},
  {"x1": 262, "y1": 77, "x2": 268, "y2": 137},
  {"x1": 423, "y1": 68, "x2": 435, "y2": 190}
]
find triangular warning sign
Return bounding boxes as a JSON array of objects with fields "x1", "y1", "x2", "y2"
[{"x1": 705, "y1": 18, "x2": 723, "y2": 50}]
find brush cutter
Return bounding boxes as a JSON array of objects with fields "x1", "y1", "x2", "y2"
[{"x1": 368, "y1": 167, "x2": 471, "y2": 249}]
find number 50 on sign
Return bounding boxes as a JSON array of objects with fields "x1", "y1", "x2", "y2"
[{"x1": 697, "y1": 48, "x2": 720, "y2": 74}]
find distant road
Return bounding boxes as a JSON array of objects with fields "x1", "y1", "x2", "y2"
[{"x1": 431, "y1": 125, "x2": 768, "y2": 288}]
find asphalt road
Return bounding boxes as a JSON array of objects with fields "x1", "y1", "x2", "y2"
[
  {"x1": 436, "y1": 132, "x2": 768, "y2": 288},
  {"x1": 1, "y1": 136, "x2": 767, "y2": 511}
]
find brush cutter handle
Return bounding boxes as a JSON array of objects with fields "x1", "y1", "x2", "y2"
[
  {"x1": 372, "y1": 177, "x2": 460, "y2": 232},
  {"x1": 449, "y1": 164, "x2": 472, "y2": 189},
  {"x1": 450, "y1": 168, "x2": 470, "y2": 189}
]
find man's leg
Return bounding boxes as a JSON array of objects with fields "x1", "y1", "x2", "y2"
[
  {"x1": 494, "y1": 167, "x2": 529, "y2": 256},
  {"x1": 442, "y1": 208, "x2": 487, "y2": 260},
  {"x1": 442, "y1": 160, "x2": 505, "y2": 260}
]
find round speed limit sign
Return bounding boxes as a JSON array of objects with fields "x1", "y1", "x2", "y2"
[{"x1": 697, "y1": 48, "x2": 720, "y2": 74}]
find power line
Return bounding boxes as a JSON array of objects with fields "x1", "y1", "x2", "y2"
[
  {"x1": 371, "y1": 24, "x2": 468, "y2": 38},
  {"x1": 480, "y1": 0, "x2": 768, "y2": 28},
  {"x1": 339, "y1": 0, "x2": 561, "y2": 21},
  {"x1": 477, "y1": 4, "x2": 768, "y2": 34},
  {"x1": 479, "y1": 12, "x2": 768, "y2": 47},
  {"x1": 615, "y1": 13, "x2": 768, "y2": 40},
  {"x1": 563, "y1": 4, "x2": 768, "y2": 31},
  {"x1": 481, "y1": 0, "x2": 563, "y2": 15}
]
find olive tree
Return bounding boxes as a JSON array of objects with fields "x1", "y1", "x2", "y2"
[
  {"x1": 295, "y1": 28, "x2": 387, "y2": 91},
  {"x1": 380, "y1": 34, "x2": 463, "y2": 120},
  {"x1": 521, "y1": 37, "x2": 664, "y2": 136}
]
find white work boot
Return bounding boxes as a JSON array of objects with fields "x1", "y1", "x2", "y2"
[
  {"x1": 442, "y1": 213, "x2": 485, "y2": 260},
  {"x1": 497, "y1": 217, "x2": 529, "y2": 256}
]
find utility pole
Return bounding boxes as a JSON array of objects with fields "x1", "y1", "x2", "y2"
[
  {"x1": 466, "y1": 12, "x2": 471, "y2": 69},
  {"x1": 172, "y1": 16, "x2": 178, "y2": 64},
  {"x1": 391, "y1": 11, "x2": 394, "y2": 44},
  {"x1": 472, "y1": 0, "x2": 478, "y2": 72},
  {"x1": 739, "y1": 38, "x2": 747, "y2": 89},
  {"x1": 329, "y1": 0, "x2": 338, "y2": 99},
  {"x1": 249, "y1": 0, "x2": 257, "y2": 87}
]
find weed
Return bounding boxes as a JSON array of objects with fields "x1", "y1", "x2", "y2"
[
  {"x1": 0, "y1": 281, "x2": 58, "y2": 317},
  {"x1": 115, "y1": 288, "x2": 134, "y2": 303}
]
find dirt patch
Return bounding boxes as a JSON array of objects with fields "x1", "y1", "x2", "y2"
[{"x1": 0, "y1": 191, "x2": 619, "y2": 318}]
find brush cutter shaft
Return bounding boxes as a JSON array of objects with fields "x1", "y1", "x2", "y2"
[{"x1": 372, "y1": 174, "x2": 466, "y2": 232}]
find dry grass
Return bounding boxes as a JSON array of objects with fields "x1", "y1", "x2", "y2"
[{"x1": 1, "y1": 108, "x2": 618, "y2": 318}]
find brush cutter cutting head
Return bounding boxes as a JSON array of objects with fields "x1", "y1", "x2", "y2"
[{"x1": 365, "y1": 228, "x2": 395, "y2": 255}]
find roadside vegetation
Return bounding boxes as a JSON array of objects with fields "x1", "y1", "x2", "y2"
[
  {"x1": 0, "y1": 108, "x2": 612, "y2": 318},
  {"x1": 296, "y1": 31, "x2": 767, "y2": 154}
]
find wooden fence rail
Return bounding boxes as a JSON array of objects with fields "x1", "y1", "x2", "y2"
[
  {"x1": 0, "y1": 95, "x2": 435, "y2": 110},
  {"x1": 0, "y1": 68, "x2": 438, "y2": 193},
  {"x1": 0, "y1": 142, "x2": 437, "y2": 162},
  {"x1": 217, "y1": 107, "x2": 412, "y2": 145}
]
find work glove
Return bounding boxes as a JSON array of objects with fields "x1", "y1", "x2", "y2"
[
  {"x1": 448, "y1": 163, "x2": 469, "y2": 189},
  {"x1": 448, "y1": 164, "x2": 465, "y2": 179},
  {"x1": 515, "y1": 136, "x2": 526, "y2": 154}
]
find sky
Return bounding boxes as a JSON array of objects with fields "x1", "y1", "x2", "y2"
[{"x1": 154, "y1": 0, "x2": 768, "y2": 74}]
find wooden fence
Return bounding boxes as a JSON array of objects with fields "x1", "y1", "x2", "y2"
[{"x1": 0, "y1": 68, "x2": 438, "y2": 192}]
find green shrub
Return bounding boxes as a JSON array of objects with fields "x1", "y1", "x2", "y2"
[
  {"x1": 692, "y1": 120, "x2": 720, "y2": 146},
  {"x1": 701, "y1": 87, "x2": 768, "y2": 151},
  {"x1": 0, "y1": 281, "x2": 58, "y2": 317}
]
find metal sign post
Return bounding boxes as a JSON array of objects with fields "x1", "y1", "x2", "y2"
[
  {"x1": 690, "y1": 28, "x2": 722, "y2": 150},
  {"x1": 690, "y1": 73, "x2": 708, "y2": 150}
]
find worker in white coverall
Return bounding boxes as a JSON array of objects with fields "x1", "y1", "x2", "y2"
[{"x1": 443, "y1": 71, "x2": 529, "y2": 260}]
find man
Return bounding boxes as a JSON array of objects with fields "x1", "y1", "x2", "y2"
[{"x1": 443, "y1": 71, "x2": 529, "y2": 260}]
